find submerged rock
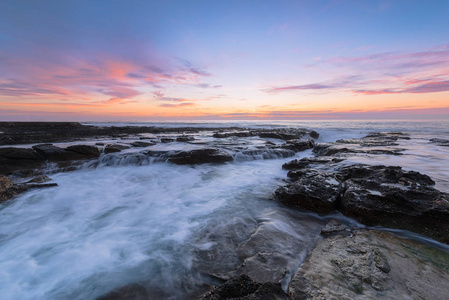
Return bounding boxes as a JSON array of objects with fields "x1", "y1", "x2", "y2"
[
  {"x1": 199, "y1": 275, "x2": 287, "y2": 300},
  {"x1": 168, "y1": 148, "x2": 233, "y2": 165},
  {"x1": 289, "y1": 229, "x2": 449, "y2": 299}
]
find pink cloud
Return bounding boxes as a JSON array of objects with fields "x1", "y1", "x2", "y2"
[{"x1": 0, "y1": 49, "x2": 214, "y2": 105}]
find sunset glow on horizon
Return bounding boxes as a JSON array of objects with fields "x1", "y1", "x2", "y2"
[{"x1": 1, "y1": 0, "x2": 448, "y2": 121}]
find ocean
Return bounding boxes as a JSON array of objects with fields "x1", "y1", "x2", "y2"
[{"x1": 0, "y1": 120, "x2": 448, "y2": 299}]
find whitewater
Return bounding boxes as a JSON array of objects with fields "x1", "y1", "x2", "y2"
[{"x1": 0, "y1": 120, "x2": 448, "y2": 299}]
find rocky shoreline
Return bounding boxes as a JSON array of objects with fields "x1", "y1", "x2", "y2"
[{"x1": 1, "y1": 123, "x2": 449, "y2": 299}]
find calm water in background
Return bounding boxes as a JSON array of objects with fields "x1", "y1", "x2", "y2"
[{"x1": 0, "y1": 120, "x2": 448, "y2": 299}]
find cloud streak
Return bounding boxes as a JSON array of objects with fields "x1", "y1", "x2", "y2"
[{"x1": 265, "y1": 46, "x2": 449, "y2": 96}]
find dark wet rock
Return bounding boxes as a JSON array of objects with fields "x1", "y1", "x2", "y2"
[
  {"x1": 336, "y1": 138, "x2": 399, "y2": 147},
  {"x1": 161, "y1": 138, "x2": 175, "y2": 143},
  {"x1": 130, "y1": 141, "x2": 156, "y2": 147},
  {"x1": 286, "y1": 168, "x2": 322, "y2": 180},
  {"x1": 313, "y1": 132, "x2": 409, "y2": 157},
  {"x1": 25, "y1": 182, "x2": 58, "y2": 189},
  {"x1": 313, "y1": 143, "x2": 405, "y2": 156},
  {"x1": 335, "y1": 164, "x2": 436, "y2": 186},
  {"x1": 339, "y1": 178, "x2": 449, "y2": 243},
  {"x1": 213, "y1": 131, "x2": 254, "y2": 138},
  {"x1": 313, "y1": 143, "x2": 357, "y2": 156},
  {"x1": 282, "y1": 157, "x2": 344, "y2": 170},
  {"x1": 320, "y1": 219, "x2": 347, "y2": 235},
  {"x1": 212, "y1": 128, "x2": 318, "y2": 141},
  {"x1": 364, "y1": 131, "x2": 411, "y2": 140},
  {"x1": 274, "y1": 170, "x2": 341, "y2": 214},
  {"x1": 177, "y1": 136, "x2": 195, "y2": 142},
  {"x1": 430, "y1": 138, "x2": 449, "y2": 147},
  {"x1": 96, "y1": 283, "x2": 150, "y2": 300},
  {"x1": 280, "y1": 139, "x2": 315, "y2": 152},
  {"x1": 289, "y1": 229, "x2": 449, "y2": 300},
  {"x1": 275, "y1": 163, "x2": 449, "y2": 243},
  {"x1": 32, "y1": 144, "x2": 101, "y2": 162},
  {"x1": 32, "y1": 144, "x2": 86, "y2": 161},
  {"x1": 168, "y1": 148, "x2": 233, "y2": 165},
  {"x1": 0, "y1": 147, "x2": 45, "y2": 175},
  {"x1": 258, "y1": 132, "x2": 298, "y2": 140},
  {"x1": 65, "y1": 145, "x2": 101, "y2": 158},
  {"x1": 104, "y1": 144, "x2": 131, "y2": 154},
  {"x1": 235, "y1": 149, "x2": 295, "y2": 161},
  {"x1": 0, "y1": 147, "x2": 41, "y2": 160},
  {"x1": 199, "y1": 275, "x2": 287, "y2": 300},
  {"x1": 309, "y1": 130, "x2": 319, "y2": 139}
]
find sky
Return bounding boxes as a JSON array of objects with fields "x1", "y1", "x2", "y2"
[{"x1": 1, "y1": 0, "x2": 448, "y2": 121}]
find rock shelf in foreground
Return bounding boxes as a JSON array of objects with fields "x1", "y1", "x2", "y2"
[{"x1": 289, "y1": 229, "x2": 449, "y2": 300}]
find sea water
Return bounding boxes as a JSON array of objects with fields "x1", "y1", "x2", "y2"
[{"x1": 0, "y1": 120, "x2": 448, "y2": 299}]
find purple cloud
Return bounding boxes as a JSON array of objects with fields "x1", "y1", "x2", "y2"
[{"x1": 159, "y1": 102, "x2": 195, "y2": 108}]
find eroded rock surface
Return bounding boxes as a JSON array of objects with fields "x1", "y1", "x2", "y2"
[
  {"x1": 313, "y1": 131, "x2": 409, "y2": 157},
  {"x1": 275, "y1": 164, "x2": 449, "y2": 243},
  {"x1": 274, "y1": 170, "x2": 341, "y2": 214},
  {"x1": 289, "y1": 229, "x2": 449, "y2": 300}
]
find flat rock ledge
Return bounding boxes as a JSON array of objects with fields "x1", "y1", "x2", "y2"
[
  {"x1": 275, "y1": 164, "x2": 449, "y2": 244},
  {"x1": 168, "y1": 148, "x2": 233, "y2": 165},
  {"x1": 289, "y1": 229, "x2": 449, "y2": 300}
]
